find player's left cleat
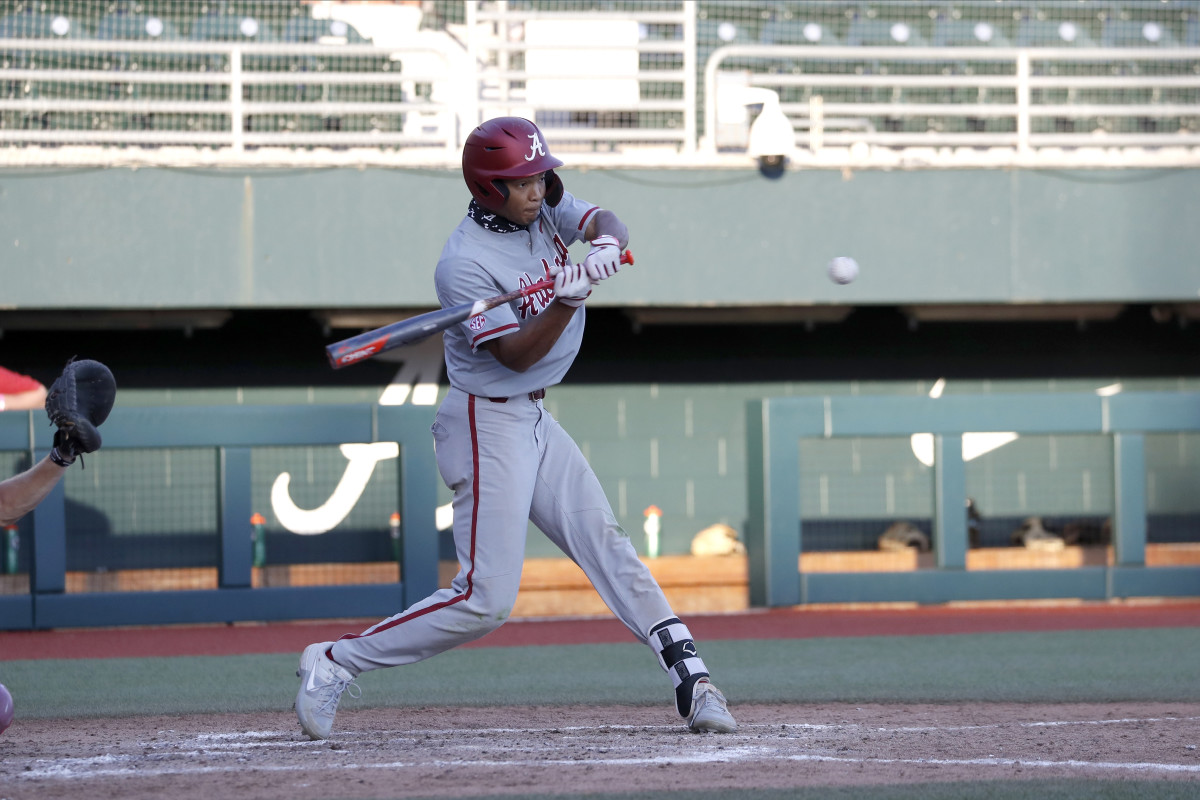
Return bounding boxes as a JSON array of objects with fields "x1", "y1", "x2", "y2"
[
  {"x1": 295, "y1": 641, "x2": 360, "y2": 740},
  {"x1": 686, "y1": 678, "x2": 737, "y2": 733}
]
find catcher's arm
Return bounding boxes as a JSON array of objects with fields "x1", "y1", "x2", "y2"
[{"x1": 0, "y1": 457, "x2": 68, "y2": 526}]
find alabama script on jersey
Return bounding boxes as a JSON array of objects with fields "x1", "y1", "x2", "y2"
[{"x1": 434, "y1": 190, "x2": 599, "y2": 398}]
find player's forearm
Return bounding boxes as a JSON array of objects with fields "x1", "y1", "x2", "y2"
[
  {"x1": 484, "y1": 304, "x2": 576, "y2": 373},
  {"x1": 0, "y1": 385, "x2": 48, "y2": 412},
  {"x1": 585, "y1": 210, "x2": 629, "y2": 250},
  {"x1": 0, "y1": 456, "x2": 66, "y2": 526}
]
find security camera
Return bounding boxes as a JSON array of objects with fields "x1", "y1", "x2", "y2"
[
  {"x1": 755, "y1": 153, "x2": 787, "y2": 178},
  {"x1": 743, "y1": 89, "x2": 795, "y2": 178}
]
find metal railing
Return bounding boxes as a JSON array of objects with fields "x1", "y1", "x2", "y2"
[
  {"x1": 0, "y1": 38, "x2": 461, "y2": 152},
  {"x1": 705, "y1": 45, "x2": 1200, "y2": 167},
  {"x1": 2, "y1": 14, "x2": 1199, "y2": 169}
]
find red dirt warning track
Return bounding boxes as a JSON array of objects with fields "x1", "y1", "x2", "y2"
[{"x1": 3, "y1": 601, "x2": 1198, "y2": 661}]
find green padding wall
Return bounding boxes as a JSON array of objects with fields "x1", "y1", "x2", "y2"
[
  {"x1": 33, "y1": 379, "x2": 1198, "y2": 561},
  {"x1": 1, "y1": 167, "x2": 1197, "y2": 308}
]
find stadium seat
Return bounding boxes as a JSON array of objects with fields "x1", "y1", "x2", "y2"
[
  {"x1": 928, "y1": 17, "x2": 1014, "y2": 117},
  {"x1": 843, "y1": 16, "x2": 928, "y2": 120},
  {"x1": 845, "y1": 18, "x2": 929, "y2": 47},
  {"x1": 1015, "y1": 15, "x2": 1102, "y2": 132},
  {"x1": 281, "y1": 16, "x2": 370, "y2": 45},
  {"x1": 95, "y1": 12, "x2": 186, "y2": 128},
  {"x1": 280, "y1": 15, "x2": 377, "y2": 79},
  {"x1": 189, "y1": 13, "x2": 280, "y2": 76},
  {"x1": 1015, "y1": 17, "x2": 1097, "y2": 47},
  {"x1": 697, "y1": 17, "x2": 760, "y2": 95},
  {"x1": 189, "y1": 14, "x2": 281, "y2": 121},
  {"x1": 0, "y1": 10, "x2": 83, "y2": 126},
  {"x1": 698, "y1": 18, "x2": 758, "y2": 47},
  {"x1": 755, "y1": 15, "x2": 843, "y2": 87},
  {"x1": 96, "y1": 12, "x2": 185, "y2": 71},
  {"x1": 1099, "y1": 18, "x2": 1182, "y2": 132},
  {"x1": 1100, "y1": 18, "x2": 1179, "y2": 48},
  {"x1": 0, "y1": 10, "x2": 82, "y2": 70},
  {"x1": 0, "y1": 9, "x2": 81, "y2": 39},
  {"x1": 96, "y1": 12, "x2": 183, "y2": 43},
  {"x1": 932, "y1": 18, "x2": 1013, "y2": 48},
  {"x1": 280, "y1": 15, "x2": 383, "y2": 130},
  {"x1": 760, "y1": 18, "x2": 840, "y2": 46},
  {"x1": 190, "y1": 13, "x2": 278, "y2": 43}
]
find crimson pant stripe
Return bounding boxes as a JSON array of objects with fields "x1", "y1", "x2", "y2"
[{"x1": 339, "y1": 395, "x2": 479, "y2": 642}]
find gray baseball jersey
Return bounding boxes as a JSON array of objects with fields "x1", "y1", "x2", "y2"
[{"x1": 434, "y1": 190, "x2": 596, "y2": 398}]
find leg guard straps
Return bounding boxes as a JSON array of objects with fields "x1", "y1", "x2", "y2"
[{"x1": 648, "y1": 617, "x2": 710, "y2": 717}]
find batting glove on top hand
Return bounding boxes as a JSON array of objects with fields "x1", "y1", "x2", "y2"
[
  {"x1": 582, "y1": 235, "x2": 622, "y2": 284},
  {"x1": 553, "y1": 262, "x2": 591, "y2": 308}
]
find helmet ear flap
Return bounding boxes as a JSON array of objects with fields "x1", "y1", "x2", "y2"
[
  {"x1": 486, "y1": 177, "x2": 510, "y2": 208},
  {"x1": 467, "y1": 177, "x2": 503, "y2": 209},
  {"x1": 544, "y1": 169, "x2": 564, "y2": 208}
]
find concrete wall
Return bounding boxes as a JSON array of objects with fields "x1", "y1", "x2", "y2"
[{"x1": 3, "y1": 166, "x2": 1197, "y2": 309}]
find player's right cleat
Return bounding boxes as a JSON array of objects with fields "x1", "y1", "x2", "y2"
[
  {"x1": 295, "y1": 642, "x2": 359, "y2": 740},
  {"x1": 686, "y1": 678, "x2": 737, "y2": 733}
]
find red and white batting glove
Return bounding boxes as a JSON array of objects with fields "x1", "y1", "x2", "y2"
[
  {"x1": 553, "y1": 262, "x2": 591, "y2": 308},
  {"x1": 582, "y1": 235, "x2": 622, "y2": 284}
]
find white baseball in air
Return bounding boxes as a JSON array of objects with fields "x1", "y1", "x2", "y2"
[{"x1": 827, "y1": 256, "x2": 859, "y2": 285}]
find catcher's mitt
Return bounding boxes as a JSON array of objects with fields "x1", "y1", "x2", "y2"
[{"x1": 45, "y1": 358, "x2": 116, "y2": 467}]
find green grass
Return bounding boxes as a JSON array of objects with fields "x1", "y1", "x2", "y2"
[{"x1": 2, "y1": 627, "x2": 1198, "y2": 719}]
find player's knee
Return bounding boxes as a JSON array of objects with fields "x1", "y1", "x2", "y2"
[
  {"x1": 462, "y1": 576, "x2": 520, "y2": 631},
  {"x1": 457, "y1": 613, "x2": 507, "y2": 638}
]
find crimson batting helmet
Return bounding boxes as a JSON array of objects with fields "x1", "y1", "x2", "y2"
[{"x1": 462, "y1": 117, "x2": 565, "y2": 213}]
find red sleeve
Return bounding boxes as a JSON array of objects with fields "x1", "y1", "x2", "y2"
[
  {"x1": 471, "y1": 322, "x2": 520, "y2": 350},
  {"x1": 0, "y1": 366, "x2": 43, "y2": 394},
  {"x1": 577, "y1": 205, "x2": 600, "y2": 233}
]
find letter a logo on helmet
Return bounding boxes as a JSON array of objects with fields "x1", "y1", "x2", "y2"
[
  {"x1": 525, "y1": 133, "x2": 547, "y2": 162},
  {"x1": 463, "y1": 117, "x2": 564, "y2": 213}
]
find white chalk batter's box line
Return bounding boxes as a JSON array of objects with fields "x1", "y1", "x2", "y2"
[
  {"x1": 178, "y1": 714, "x2": 1200, "y2": 740},
  {"x1": 16, "y1": 717, "x2": 1200, "y2": 781}
]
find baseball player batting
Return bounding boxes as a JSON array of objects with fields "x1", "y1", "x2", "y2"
[{"x1": 295, "y1": 116, "x2": 736, "y2": 739}]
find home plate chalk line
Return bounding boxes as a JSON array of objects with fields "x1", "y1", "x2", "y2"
[{"x1": 15, "y1": 716, "x2": 1200, "y2": 781}]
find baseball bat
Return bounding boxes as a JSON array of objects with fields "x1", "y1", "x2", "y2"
[{"x1": 326, "y1": 250, "x2": 634, "y2": 369}]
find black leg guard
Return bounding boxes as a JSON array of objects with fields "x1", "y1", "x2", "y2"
[{"x1": 648, "y1": 616, "x2": 710, "y2": 718}]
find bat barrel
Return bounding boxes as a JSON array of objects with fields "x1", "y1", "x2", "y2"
[
  {"x1": 326, "y1": 336, "x2": 387, "y2": 370},
  {"x1": 326, "y1": 303, "x2": 474, "y2": 369}
]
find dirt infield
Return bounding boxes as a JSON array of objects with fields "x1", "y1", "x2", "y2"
[
  {"x1": 3, "y1": 702, "x2": 1199, "y2": 799},
  {"x1": 3, "y1": 602, "x2": 1199, "y2": 798}
]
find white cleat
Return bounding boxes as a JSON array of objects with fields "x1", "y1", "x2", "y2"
[
  {"x1": 295, "y1": 641, "x2": 359, "y2": 740},
  {"x1": 687, "y1": 678, "x2": 737, "y2": 733}
]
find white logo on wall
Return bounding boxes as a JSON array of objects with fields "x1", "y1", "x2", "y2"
[
  {"x1": 270, "y1": 337, "x2": 454, "y2": 535},
  {"x1": 271, "y1": 443, "x2": 399, "y2": 534},
  {"x1": 270, "y1": 442, "x2": 454, "y2": 535}
]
